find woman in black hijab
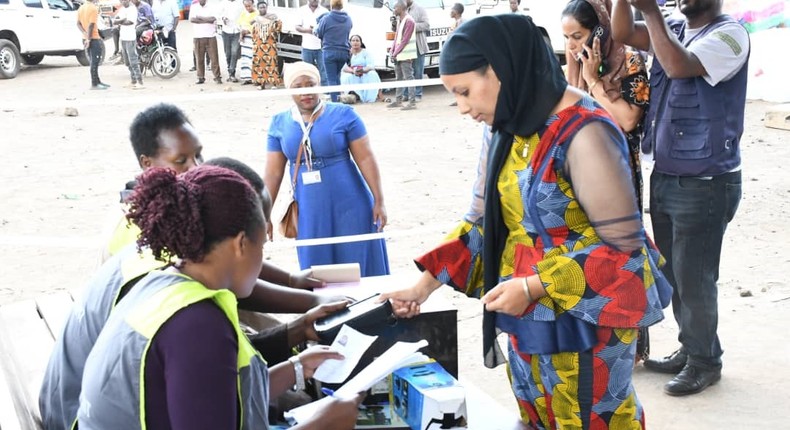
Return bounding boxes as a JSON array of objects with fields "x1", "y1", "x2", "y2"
[{"x1": 381, "y1": 14, "x2": 671, "y2": 429}]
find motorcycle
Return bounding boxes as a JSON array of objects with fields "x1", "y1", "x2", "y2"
[{"x1": 135, "y1": 22, "x2": 180, "y2": 79}]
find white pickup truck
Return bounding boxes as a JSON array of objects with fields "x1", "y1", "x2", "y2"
[{"x1": 0, "y1": 0, "x2": 99, "y2": 79}]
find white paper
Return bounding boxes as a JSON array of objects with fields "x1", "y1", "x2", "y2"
[
  {"x1": 285, "y1": 339, "x2": 429, "y2": 424},
  {"x1": 313, "y1": 325, "x2": 378, "y2": 384}
]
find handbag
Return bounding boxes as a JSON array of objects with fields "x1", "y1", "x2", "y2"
[
  {"x1": 278, "y1": 141, "x2": 305, "y2": 239},
  {"x1": 278, "y1": 101, "x2": 322, "y2": 238}
]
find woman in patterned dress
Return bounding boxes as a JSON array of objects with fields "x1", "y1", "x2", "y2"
[
  {"x1": 562, "y1": 0, "x2": 652, "y2": 362},
  {"x1": 251, "y1": 0, "x2": 282, "y2": 89},
  {"x1": 381, "y1": 15, "x2": 671, "y2": 430}
]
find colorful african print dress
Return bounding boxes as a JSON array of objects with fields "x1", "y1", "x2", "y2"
[
  {"x1": 252, "y1": 15, "x2": 282, "y2": 88},
  {"x1": 416, "y1": 100, "x2": 670, "y2": 429},
  {"x1": 620, "y1": 50, "x2": 650, "y2": 210}
]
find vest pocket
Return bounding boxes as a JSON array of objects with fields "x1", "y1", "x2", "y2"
[{"x1": 669, "y1": 120, "x2": 711, "y2": 160}]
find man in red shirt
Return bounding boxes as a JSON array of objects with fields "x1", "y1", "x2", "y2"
[{"x1": 77, "y1": 0, "x2": 109, "y2": 89}]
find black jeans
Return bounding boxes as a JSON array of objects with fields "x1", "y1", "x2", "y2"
[
  {"x1": 221, "y1": 32, "x2": 240, "y2": 76},
  {"x1": 88, "y1": 39, "x2": 103, "y2": 86},
  {"x1": 649, "y1": 170, "x2": 741, "y2": 367}
]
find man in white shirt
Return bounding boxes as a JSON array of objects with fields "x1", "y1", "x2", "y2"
[
  {"x1": 152, "y1": 0, "x2": 180, "y2": 50},
  {"x1": 190, "y1": 0, "x2": 222, "y2": 84},
  {"x1": 295, "y1": 0, "x2": 328, "y2": 85},
  {"x1": 115, "y1": 0, "x2": 143, "y2": 89},
  {"x1": 220, "y1": 0, "x2": 244, "y2": 82}
]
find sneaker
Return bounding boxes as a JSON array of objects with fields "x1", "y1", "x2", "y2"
[
  {"x1": 386, "y1": 99, "x2": 402, "y2": 108},
  {"x1": 90, "y1": 84, "x2": 108, "y2": 90},
  {"x1": 401, "y1": 101, "x2": 417, "y2": 110},
  {"x1": 214, "y1": 78, "x2": 223, "y2": 84},
  {"x1": 196, "y1": 78, "x2": 205, "y2": 85},
  {"x1": 189, "y1": 66, "x2": 197, "y2": 72},
  {"x1": 108, "y1": 53, "x2": 120, "y2": 61},
  {"x1": 98, "y1": 82, "x2": 111, "y2": 88},
  {"x1": 228, "y1": 76, "x2": 239, "y2": 83},
  {"x1": 133, "y1": 82, "x2": 145, "y2": 90},
  {"x1": 112, "y1": 57, "x2": 125, "y2": 66},
  {"x1": 414, "y1": 95, "x2": 422, "y2": 102}
]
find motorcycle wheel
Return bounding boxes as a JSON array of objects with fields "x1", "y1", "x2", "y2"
[{"x1": 150, "y1": 48, "x2": 180, "y2": 79}]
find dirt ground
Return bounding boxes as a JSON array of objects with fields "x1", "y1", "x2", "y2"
[{"x1": 1, "y1": 23, "x2": 789, "y2": 429}]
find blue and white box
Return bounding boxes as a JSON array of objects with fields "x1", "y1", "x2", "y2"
[{"x1": 390, "y1": 361, "x2": 467, "y2": 430}]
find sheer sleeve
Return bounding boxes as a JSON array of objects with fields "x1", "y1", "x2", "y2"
[
  {"x1": 415, "y1": 125, "x2": 491, "y2": 298},
  {"x1": 463, "y1": 125, "x2": 491, "y2": 224},
  {"x1": 564, "y1": 121, "x2": 644, "y2": 253}
]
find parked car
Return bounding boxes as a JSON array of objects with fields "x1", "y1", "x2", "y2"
[{"x1": 0, "y1": 0, "x2": 105, "y2": 79}]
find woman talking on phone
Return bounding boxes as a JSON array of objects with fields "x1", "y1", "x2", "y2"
[{"x1": 562, "y1": 0, "x2": 650, "y2": 213}]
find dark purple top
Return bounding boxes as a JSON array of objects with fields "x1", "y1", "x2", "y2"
[{"x1": 144, "y1": 300, "x2": 240, "y2": 429}]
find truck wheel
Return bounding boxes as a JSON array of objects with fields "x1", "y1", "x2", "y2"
[
  {"x1": 76, "y1": 41, "x2": 106, "y2": 66},
  {"x1": 0, "y1": 40, "x2": 21, "y2": 79},
  {"x1": 150, "y1": 48, "x2": 180, "y2": 79},
  {"x1": 22, "y1": 54, "x2": 44, "y2": 65}
]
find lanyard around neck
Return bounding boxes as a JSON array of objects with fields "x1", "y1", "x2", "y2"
[{"x1": 290, "y1": 100, "x2": 323, "y2": 170}]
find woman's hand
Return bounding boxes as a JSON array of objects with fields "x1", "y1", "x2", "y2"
[
  {"x1": 481, "y1": 276, "x2": 542, "y2": 316},
  {"x1": 373, "y1": 202, "x2": 387, "y2": 231},
  {"x1": 301, "y1": 300, "x2": 351, "y2": 341},
  {"x1": 378, "y1": 271, "x2": 442, "y2": 318},
  {"x1": 297, "y1": 392, "x2": 366, "y2": 430},
  {"x1": 289, "y1": 268, "x2": 326, "y2": 289},
  {"x1": 580, "y1": 36, "x2": 602, "y2": 88},
  {"x1": 296, "y1": 345, "x2": 344, "y2": 380}
]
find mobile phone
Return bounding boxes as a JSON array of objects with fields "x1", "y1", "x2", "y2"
[
  {"x1": 582, "y1": 24, "x2": 609, "y2": 76},
  {"x1": 313, "y1": 293, "x2": 394, "y2": 342}
]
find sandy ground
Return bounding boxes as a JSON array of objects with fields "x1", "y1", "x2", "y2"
[{"x1": 1, "y1": 23, "x2": 790, "y2": 429}]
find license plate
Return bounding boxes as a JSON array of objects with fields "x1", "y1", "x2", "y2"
[{"x1": 429, "y1": 27, "x2": 451, "y2": 37}]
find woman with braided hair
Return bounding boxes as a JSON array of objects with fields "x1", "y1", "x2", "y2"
[{"x1": 78, "y1": 165, "x2": 362, "y2": 430}]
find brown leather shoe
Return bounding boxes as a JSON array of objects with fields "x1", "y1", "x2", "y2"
[{"x1": 644, "y1": 349, "x2": 687, "y2": 374}]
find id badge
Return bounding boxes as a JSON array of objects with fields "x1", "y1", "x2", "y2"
[{"x1": 302, "y1": 170, "x2": 322, "y2": 185}]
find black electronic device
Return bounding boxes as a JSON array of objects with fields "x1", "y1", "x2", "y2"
[
  {"x1": 582, "y1": 24, "x2": 609, "y2": 77},
  {"x1": 313, "y1": 293, "x2": 394, "y2": 343}
]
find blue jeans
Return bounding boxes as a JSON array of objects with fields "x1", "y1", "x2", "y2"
[
  {"x1": 413, "y1": 53, "x2": 425, "y2": 98},
  {"x1": 221, "y1": 32, "x2": 241, "y2": 76},
  {"x1": 88, "y1": 39, "x2": 103, "y2": 86},
  {"x1": 302, "y1": 48, "x2": 327, "y2": 86},
  {"x1": 323, "y1": 49, "x2": 348, "y2": 102},
  {"x1": 649, "y1": 170, "x2": 741, "y2": 367}
]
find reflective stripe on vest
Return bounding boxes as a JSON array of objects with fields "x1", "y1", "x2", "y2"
[
  {"x1": 39, "y1": 244, "x2": 167, "y2": 430},
  {"x1": 77, "y1": 271, "x2": 269, "y2": 430}
]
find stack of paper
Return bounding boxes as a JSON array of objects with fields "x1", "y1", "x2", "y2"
[{"x1": 284, "y1": 339, "x2": 429, "y2": 424}]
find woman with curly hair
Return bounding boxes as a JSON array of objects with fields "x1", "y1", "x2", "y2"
[{"x1": 77, "y1": 165, "x2": 362, "y2": 429}]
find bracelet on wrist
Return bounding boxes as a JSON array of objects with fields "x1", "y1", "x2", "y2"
[
  {"x1": 289, "y1": 356, "x2": 306, "y2": 391},
  {"x1": 521, "y1": 277, "x2": 534, "y2": 303}
]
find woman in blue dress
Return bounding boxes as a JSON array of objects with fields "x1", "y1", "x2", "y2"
[
  {"x1": 339, "y1": 35, "x2": 382, "y2": 103},
  {"x1": 265, "y1": 61, "x2": 390, "y2": 277}
]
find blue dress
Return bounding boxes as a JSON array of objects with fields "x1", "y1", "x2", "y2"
[
  {"x1": 267, "y1": 103, "x2": 390, "y2": 277},
  {"x1": 340, "y1": 50, "x2": 381, "y2": 103}
]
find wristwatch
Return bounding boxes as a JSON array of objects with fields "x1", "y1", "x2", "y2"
[{"x1": 289, "y1": 356, "x2": 306, "y2": 391}]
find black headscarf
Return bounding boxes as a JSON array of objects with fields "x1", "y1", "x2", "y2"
[{"x1": 440, "y1": 15, "x2": 567, "y2": 368}]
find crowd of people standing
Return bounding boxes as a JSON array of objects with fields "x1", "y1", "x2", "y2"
[{"x1": 65, "y1": 0, "x2": 749, "y2": 427}]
